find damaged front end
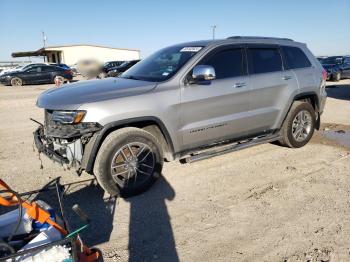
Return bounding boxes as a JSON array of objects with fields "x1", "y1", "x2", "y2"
[{"x1": 34, "y1": 109, "x2": 102, "y2": 174}]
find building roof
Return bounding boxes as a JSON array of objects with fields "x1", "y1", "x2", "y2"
[
  {"x1": 44, "y1": 44, "x2": 140, "y2": 52},
  {"x1": 12, "y1": 44, "x2": 140, "y2": 58}
]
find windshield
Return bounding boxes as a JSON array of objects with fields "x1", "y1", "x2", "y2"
[
  {"x1": 321, "y1": 57, "x2": 342, "y2": 65},
  {"x1": 121, "y1": 45, "x2": 203, "y2": 82}
]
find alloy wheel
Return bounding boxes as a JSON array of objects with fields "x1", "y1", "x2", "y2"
[
  {"x1": 292, "y1": 110, "x2": 312, "y2": 142},
  {"x1": 11, "y1": 77, "x2": 22, "y2": 86},
  {"x1": 110, "y1": 142, "x2": 155, "y2": 189}
]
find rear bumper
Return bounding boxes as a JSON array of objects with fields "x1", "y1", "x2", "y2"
[
  {"x1": 319, "y1": 89, "x2": 327, "y2": 115},
  {"x1": 65, "y1": 74, "x2": 73, "y2": 80},
  {"x1": 34, "y1": 127, "x2": 70, "y2": 165}
]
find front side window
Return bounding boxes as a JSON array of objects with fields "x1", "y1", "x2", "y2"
[
  {"x1": 248, "y1": 48, "x2": 282, "y2": 74},
  {"x1": 121, "y1": 45, "x2": 203, "y2": 82},
  {"x1": 27, "y1": 66, "x2": 41, "y2": 73},
  {"x1": 282, "y1": 46, "x2": 311, "y2": 69},
  {"x1": 201, "y1": 48, "x2": 244, "y2": 79}
]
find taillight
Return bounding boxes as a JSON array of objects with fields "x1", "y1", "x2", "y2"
[
  {"x1": 64, "y1": 69, "x2": 72, "y2": 75},
  {"x1": 322, "y1": 69, "x2": 327, "y2": 81}
]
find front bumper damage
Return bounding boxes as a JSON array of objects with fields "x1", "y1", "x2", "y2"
[{"x1": 34, "y1": 121, "x2": 102, "y2": 173}]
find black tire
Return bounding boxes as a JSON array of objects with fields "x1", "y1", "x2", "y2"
[
  {"x1": 332, "y1": 72, "x2": 341, "y2": 82},
  {"x1": 10, "y1": 77, "x2": 23, "y2": 86},
  {"x1": 89, "y1": 248, "x2": 104, "y2": 262},
  {"x1": 93, "y1": 127, "x2": 163, "y2": 197},
  {"x1": 278, "y1": 101, "x2": 315, "y2": 148},
  {"x1": 53, "y1": 75, "x2": 65, "y2": 85}
]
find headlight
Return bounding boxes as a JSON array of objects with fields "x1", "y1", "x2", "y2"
[{"x1": 51, "y1": 110, "x2": 86, "y2": 124}]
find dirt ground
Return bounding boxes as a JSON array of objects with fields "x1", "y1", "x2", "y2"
[{"x1": 0, "y1": 79, "x2": 349, "y2": 262}]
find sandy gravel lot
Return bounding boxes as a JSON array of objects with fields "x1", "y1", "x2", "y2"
[{"x1": 0, "y1": 79, "x2": 349, "y2": 262}]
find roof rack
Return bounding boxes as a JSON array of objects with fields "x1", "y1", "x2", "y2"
[{"x1": 227, "y1": 36, "x2": 293, "y2": 41}]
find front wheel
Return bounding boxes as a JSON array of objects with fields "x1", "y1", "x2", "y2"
[
  {"x1": 10, "y1": 77, "x2": 23, "y2": 86},
  {"x1": 278, "y1": 101, "x2": 315, "y2": 148},
  {"x1": 93, "y1": 127, "x2": 163, "y2": 197}
]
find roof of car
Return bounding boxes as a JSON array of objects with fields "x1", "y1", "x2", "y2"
[{"x1": 176, "y1": 36, "x2": 302, "y2": 48}]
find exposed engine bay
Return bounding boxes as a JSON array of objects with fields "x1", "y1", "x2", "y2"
[{"x1": 33, "y1": 110, "x2": 102, "y2": 173}]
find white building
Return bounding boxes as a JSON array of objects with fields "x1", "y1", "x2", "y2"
[{"x1": 12, "y1": 44, "x2": 140, "y2": 65}]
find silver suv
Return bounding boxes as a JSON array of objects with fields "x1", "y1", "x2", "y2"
[{"x1": 34, "y1": 36, "x2": 327, "y2": 197}]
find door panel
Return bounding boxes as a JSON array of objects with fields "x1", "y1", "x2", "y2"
[
  {"x1": 180, "y1": 46, "x2": 253, "y2": 150},
  {"x1": 42, "y1": 66, "x2": 54, "y2": 82},
  {"x1": 180, "y1": 76, "x2": 251, "y2": 149},
  {"x1": 247, "y1": 46, "x2": 299, "y2": 131},
  {"x1": 249, "y1": 70, "x2": 298, "y2": 130},
  {"x1": 21, "y1": 67, "x2": 43, "y2": 84}
]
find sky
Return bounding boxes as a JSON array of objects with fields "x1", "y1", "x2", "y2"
[{"x1": 1, "y1": 0, "x2": 349, "y2": 62}]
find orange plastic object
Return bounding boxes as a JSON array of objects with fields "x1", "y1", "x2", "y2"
[
  {"x1": 0, "y1": 179, "x2": 19, "y2": 206},
  {"x1": 0, "y1": 179, "x2": 100, "y2": 261}
]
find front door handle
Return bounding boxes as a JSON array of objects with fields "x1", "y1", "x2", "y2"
[
  {"x1": 233, "y1": 82, "x2": 246, "y2": 88},
  {"x1": 282, "y1": 76, "x2": 292, "y2": 80}
]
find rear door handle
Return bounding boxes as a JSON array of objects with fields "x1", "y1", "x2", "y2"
[
  {"x1": 233, "y1": 82, "x2": 246, "y2": 88},
  {"x1": 282, "y1": 76, "x2": 292, "y2": 80}
]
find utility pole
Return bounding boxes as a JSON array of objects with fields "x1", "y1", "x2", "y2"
[
  {"x1": 211, "y1": 25, "x2": 217, "y2": 40},
  {"x1": 42, "y1": 31, "x2": 47, "y2": 47},
  {"x1": 42, "y1": 31, "x2": 47, "y2": 62}
]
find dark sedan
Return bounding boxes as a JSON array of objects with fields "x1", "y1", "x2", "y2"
[
  {"x1": 319, "y1": 56, "x2": 350, "y2": 81},
  {"x1": 106, "y1": 60, "x2": 140, "y2": 77},
  {"x1": 97, "y1": 61, "x2": 125, "y2": 78},
  {"x1": 0, "y1": 64, "x2": 73, "y2": 86}
]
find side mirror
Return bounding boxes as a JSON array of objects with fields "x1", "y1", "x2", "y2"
[{"x1": 191, "y1": 65, "x2": 216, "y2": 83}]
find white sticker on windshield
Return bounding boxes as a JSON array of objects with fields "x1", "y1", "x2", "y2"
[
  {"x1": 162, "y1": 72, "x2": 170, "y2": 76},
  {"x1": 180, "y1": 47, "x2": 202, "y2": 52}
]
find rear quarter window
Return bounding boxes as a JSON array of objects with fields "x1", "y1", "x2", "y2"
[
  {"x1": 247, "y1": 48, "x2": 283, "y2": 74},
  {"x1": 282, "y1": 46, "x2": 311, "y2": 69}
]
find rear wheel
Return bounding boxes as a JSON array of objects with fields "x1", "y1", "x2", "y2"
[
  {"x1": 279, "y1": 101, "x2": 315, "y2": 148},
  {"x1": 94, "y1": 127, "x2": 163, "y2": 197},
  {"x1": 53, "y1": 75, "x2": 65, "y2": 86},
  {"x1": 10, "y1": 77, "x2": 23, "y2": 86},
  {"x1": 333, "y1": 72, "x2": 341, "y2": 82}
]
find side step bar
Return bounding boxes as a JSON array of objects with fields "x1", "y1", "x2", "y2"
[{"x1": 183, "y1": 134, "x2": 281, "y2": 163}]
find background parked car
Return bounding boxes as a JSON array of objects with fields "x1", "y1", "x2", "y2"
[
  {"x1": 0, "y1": 64, "x2": 73, "y2": 86},
  {"x1": 49, "y1": 63, "x2": 71, "y2": 70},
  {"x1": 106, "y1": 60, "x2": 140, "y2": 77},
  {"x1": 319, "y1": 56, "x2": 350, "y2": 81},
  {"x1": 70, "y1": 63, "x2": 80, "y2": 76},
  {"x1": 98, "y1": 61, "x2": 125, "y2": 78},
  {"x1": 0, "y1": 63, "x2": 46, "y2": 76}
]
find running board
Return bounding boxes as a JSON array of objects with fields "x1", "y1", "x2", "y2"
[{"x1": 183, "y1": 134, "x2": 281, "y2": 163}]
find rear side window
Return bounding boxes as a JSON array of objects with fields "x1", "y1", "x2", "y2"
[
  {"x1": 42, "y1": 66, "x2": 53, "y2": 72},
  {"x1": 203, "y1": 49, "x2": 244, "y2": 79},
  {"x1": 282, "y1": 46, "x2": 311, "y2": 69},
  {"x1": 247, "y1": 48, "x2": 282, "y2": 74}
]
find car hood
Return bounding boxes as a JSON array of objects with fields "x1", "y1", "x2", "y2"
[
  {"x1": 0, "y1": 71, "x2": 17, "y2": 77},
  {"x1": 37, "y1": 77, "x2": 157, "y2": 110}
]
